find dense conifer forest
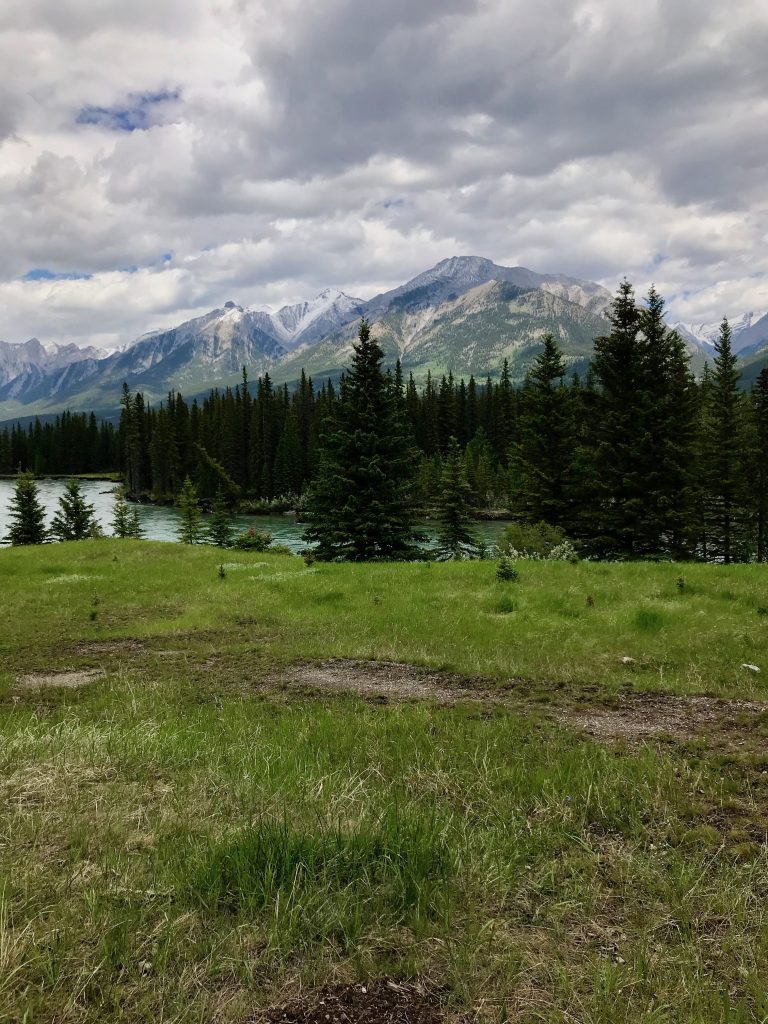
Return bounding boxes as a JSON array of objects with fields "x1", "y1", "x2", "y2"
[{"x1": 3, "y1": 282, "x2": 768, "y2": 561}]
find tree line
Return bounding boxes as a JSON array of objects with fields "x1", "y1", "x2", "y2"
[
  {"x1": 0, "y1": 411, "x2": 118, "y2": 476},
  {"x1": 3, "y1": 280, "x2": 767, "y2": 561}
]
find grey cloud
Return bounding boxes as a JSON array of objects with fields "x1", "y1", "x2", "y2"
[{"x1": 0, "y1": 0, "x2": 766, "y2": 344}]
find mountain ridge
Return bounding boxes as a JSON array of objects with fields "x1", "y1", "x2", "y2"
[{"x1": 0, "y1": 256, "x2": 762, "y2": 420}]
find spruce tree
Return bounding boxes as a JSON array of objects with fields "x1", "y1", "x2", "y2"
[
  {"x1": 127, "y1": 506, "x2": 143, "y2": 539},
  {"x1": 434, "y1": 437, "x2": 477, "y2": 559},
  {"x1": 751, "y1": 368, "x2": 768, "y2": 561},
  {"x1": 514, "y1": 333, "x2": 574, "y2": 529},
  {"x1": 111, "y1": 487, "x2": 143, "y2": 539},
  {"x1": 303, "y1": 320, "x2": 419, "y2": 560},
  {"x1": 5, "y1": 471, "x2": 47, "y2": 545},
  {"x1": 176, "y1": 476, "x2": 202, "y2": 544},
  {"x1": 207, "y1": 488, "x2": 234, "y2": 547},
  {"x1": 50, "y1": 478, "x2": 98, "y2": 541},
  {"x1": 273, "y1": 410, "x2": 303, "y2": 496},
  {"x1": 120, "y1": 383, "x2": 143, "y2": 494},
  {"x1": 634, "y1": 286, "x2": 698, "y2": 557},
  {"x1": 702, "y1": 319, "x2": 751, "y2": 563},
  {"x1": 589, "y1": 280, "x2": 644, "y2": 556}
]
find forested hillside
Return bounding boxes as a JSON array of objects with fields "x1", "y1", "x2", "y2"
[{"x1": 3, "y1": 282, "x2": 767, "y2": 561}]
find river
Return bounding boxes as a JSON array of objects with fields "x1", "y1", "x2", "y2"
[{"x1": 0, "y1": 478, "x2": 510, "y2": 552}]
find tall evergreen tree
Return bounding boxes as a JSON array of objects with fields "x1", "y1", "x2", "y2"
[
  {"x1": 434, "y1": 437, "x2": 477, "y2": 559},
  {"x1": 273, "y1": 409, "x2": 304, "y2": 495},
  {"x1": 303, "y1": 320, "x2": 419, "y2": 560},
  {"x1": 751, "y1": 368, "x2": 768, "y2": 562},
  {"x1": 5, "y1": 472, "x2": 47, "y2": 545},
  {"x1": 514, "y1": 333, "x2": 574, "y2": 528},
  {"x1": 120, "y1": 383, "x2": 144, "y2": 494},
  {"x1": 634, "y1": 286, "x2": 698, "y2": 557},
  {"x1": 176, "y1": 476, "x2": 202, "y2": 544},
  {"x1": 588, "y1": 280, "x2": 645, "y2": 556},
  {"x1": 50, "y1": 478, "x2": 97, "y2": 541},
  {"x1": 702, "y1": 319, "x2": 751, "y2": 562}
]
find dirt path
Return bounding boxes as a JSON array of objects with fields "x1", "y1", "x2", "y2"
[{"x1": 279, "y1": 659, "x2": 767, "y2": 743}]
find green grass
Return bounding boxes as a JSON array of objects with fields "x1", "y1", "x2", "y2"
[{"x1": 1, "y1": 541, "x2": 768, "y2": 1022}]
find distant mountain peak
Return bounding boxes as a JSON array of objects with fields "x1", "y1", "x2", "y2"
[
  {"x1": 672, "y1": 310, "x2": 768, "y2": 354},
  {"x1": 3, "y1": 256, "x2": 755, "y2": 419}
]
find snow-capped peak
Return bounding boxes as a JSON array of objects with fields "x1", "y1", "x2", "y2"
[
  {"x1": 672, "y1": 311, "x2": 768, "y2": 352},
  {"x1": 267, "y1": 289, "x2": 365, "y2": 347}
]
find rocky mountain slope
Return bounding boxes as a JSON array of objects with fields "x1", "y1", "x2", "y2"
[
  {"x1": 0, "y1": 257, "x2": 758, "y2": 420},
  {"x1": 0, "y1": 338, "x2": 104, "y2": 396},
  {"x1": 273, "y1": 277, "x2": 610, "y2": 384},
  {"x1": 672, "y1": 311, "x2": 768, "y2": 354}
]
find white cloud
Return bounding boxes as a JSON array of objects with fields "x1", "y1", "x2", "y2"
[{"x1": 0, "y1": 0, "x2": 766, "y2": 345}]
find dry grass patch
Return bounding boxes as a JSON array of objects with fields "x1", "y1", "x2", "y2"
[
  {"x1": 15, "y1": 668, "x2": 105, "y2": 690},
  {"x1": 278, "y1": 660, "x2": 503, "y2": 705}
]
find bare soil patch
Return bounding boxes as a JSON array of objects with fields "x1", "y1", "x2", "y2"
[
  {"x1": 278, "y1": 660, "x2": 767, "y2": 745},
  {"x1": 562, "y1": 693, "x2": 765, "y2": 742},
  {"x1": 72, "y1": 639, "x2": 147, "y2": 655},
  {"x1": 280, "y1": 660, "x2": 491, "y2": 704},
  {"x1": 16, "y1": 668, "x2": 105, "y2": 690},
  {"x1": 251, "y1": 978, "x2": 446, "y2": 1024}
]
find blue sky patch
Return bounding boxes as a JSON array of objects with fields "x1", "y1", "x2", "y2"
[
  {"x1": 24, "y1": 268, "x2": 93, "y2": 282},
  {"x1": 76, "y1": 89, "x2": 180, "y2": 132}
]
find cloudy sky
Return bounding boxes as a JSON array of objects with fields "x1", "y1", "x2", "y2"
[{"x1": 1, "y1": 0, "x2": 767, "y2": 348}]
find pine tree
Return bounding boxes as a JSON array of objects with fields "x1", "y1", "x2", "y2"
[
  {"x1": 751, "y1": 369, "x2": 768, "y2": 561},
  {"x1": 5, "y1": 472, "x2": 47, "y2": 545},
  {"x1": 514, "y1": 333, "x2": 574, "y2": 529},
  {"x1": 465, "y1": 427, "x2": 495, "y2": 508},
  {"x1": 126, "y1": 505, "x2": 144, "y2": 539},
  {"x1": 434, "y1": 437, "x2": 477, "y2": 559},
  {"x1": 588, "y1": 280, "x2": 644, "y2": 556},
  {"x1": 176, "y1": 476, "x2": 202, "y2": 544},
  {"x1": 303, "y1": 320, "x2": 419, "y2": 560},
  {"x1": 273, "y1": 409, "x2": 303, "y2": 496},
  {"x1": 120, "y1": 383, "x2": 143, "y2": 494},
  {"x1": 111, "y1": 487, "x2": 143, "y2": 538},
  {"x1": 50, "y1": 478, "x2": 97, "y2": 541},
  {"x1": 702, "y1": 319, "x2": 751, "y2": 563},
  {"x1": 207, "y1": 488, "x2": 234, "y2": 547},
  {"x1": 634, "y1": 286, "x2": 698, "y2": 557}
]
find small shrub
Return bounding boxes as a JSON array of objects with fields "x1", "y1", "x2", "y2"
[
  {"x1": 757, "y1": 606, "x2": 768, "y2": 617},
  {"x1": 232, "y1": 528, "x2": 273, "y2": 552},
  {"x1": 218, "y1": 564, "x2": 226, "y2": 580},
  {"x1": 303, "y1": 550, "x2": 316, "y2": 567},
  {"x1": 495, "y1": 594, "x2": 516, "y2": 614},
  {"x1": 586, "y1": 594, "x2": 594, "y2": 607},
  {"x1": 495, "y1": 522, "x2": 579, "y2": 561},
  {"x1": 676, "y1": 576, "x2": 685, "y2": 592},
  {"x1": 496, "y1": 556, "x2": 519, "y2": 583}
]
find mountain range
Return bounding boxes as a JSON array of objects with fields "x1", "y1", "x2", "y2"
[{"x1": 1, "y1": 256, "x2": 767, "y2": 421}]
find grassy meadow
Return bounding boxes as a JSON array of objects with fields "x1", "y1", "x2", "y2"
[{"x1": 2, "y1": 541, "x2": 768, "y2": 1022}]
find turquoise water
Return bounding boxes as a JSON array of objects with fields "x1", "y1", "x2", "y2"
[{"x1": 0, "y1": 478, "x2": 510, "y2": 552}]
